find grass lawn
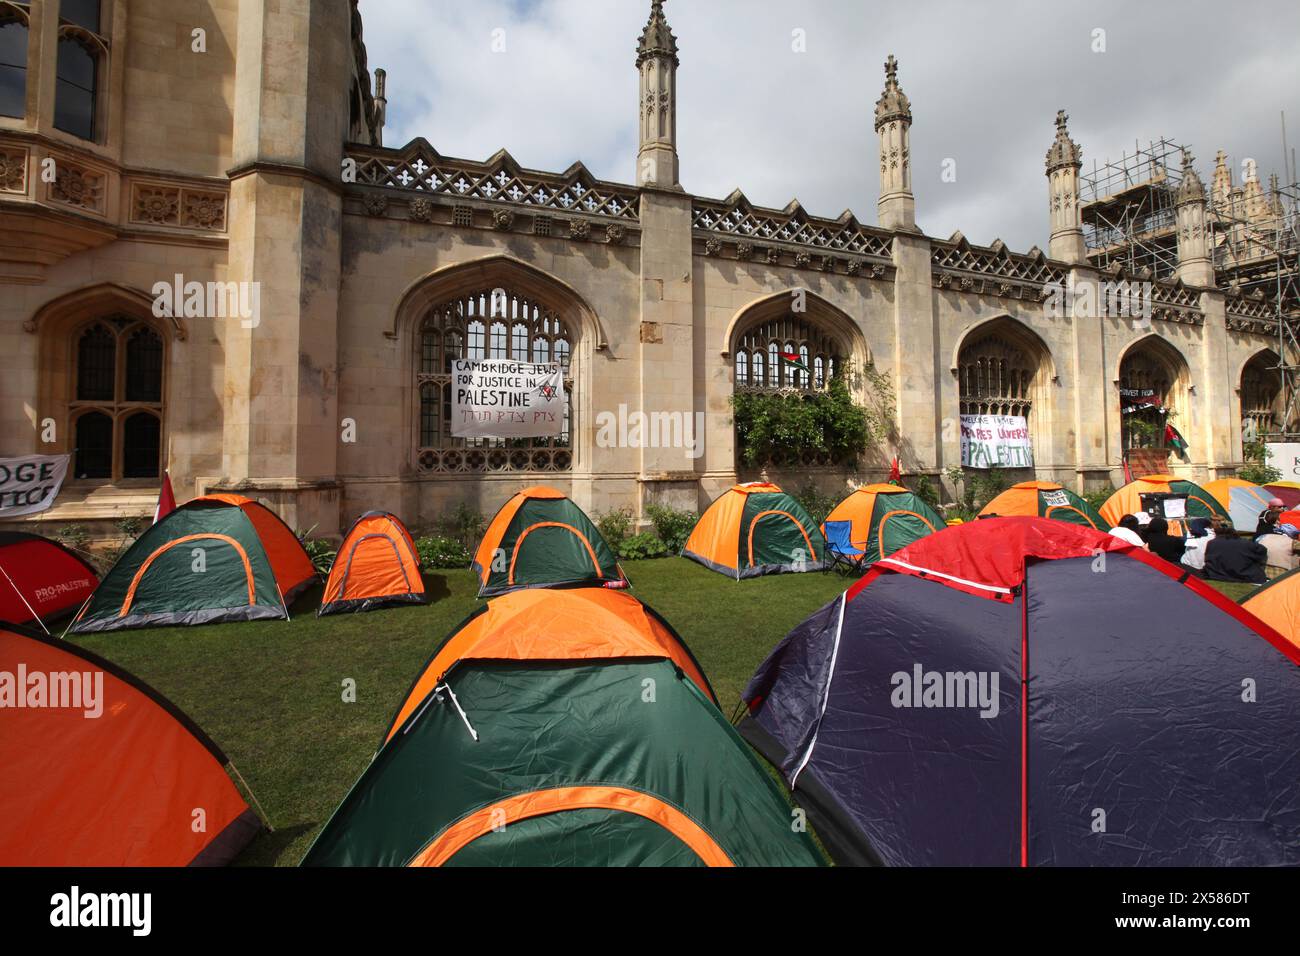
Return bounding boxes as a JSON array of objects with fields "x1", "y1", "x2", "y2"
[
  {"x1": 69, "y1": 557, "x2": 848, "y2": 866},
  {"x1": 66, "y1": 559, "x2": 1263, "y2": 866}
]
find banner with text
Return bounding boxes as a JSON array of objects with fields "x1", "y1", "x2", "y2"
[
  {"x1": 1266, "y1": 442, "x2": 1300, "y2": 481},
  {"x1": 960, "y1": 414, "x2": 1033, "y2": 469},
  {"x1": 0, "y1": 454, "x2": 70, "y2": 517},
  {"x1": 451, "y1": 359, "x2": 566, "y2": 440}
]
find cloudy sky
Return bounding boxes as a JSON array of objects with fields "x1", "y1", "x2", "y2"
[{"x1": 360, "y1": 0, "x2": 1300, "y2": 252}]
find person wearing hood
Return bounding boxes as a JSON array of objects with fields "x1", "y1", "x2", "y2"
[{"x1": 1144, "y1": 515, "x2": 1186, "y2": 565}]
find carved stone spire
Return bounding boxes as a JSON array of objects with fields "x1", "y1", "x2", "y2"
[
  {"x1": 1044, "y1": 110, "x2": 1084, "y2": 263},
  {"x1": 636, "y1": 0, "x2": 678, "y2": 66},
  {"x1": 636, "y1": 0, "x2": 679, "y2": 187},
  {"x1": 1174, "y1": 149, "x2": 1213, "y2": 286},
  {"x1": 874, "y1": 55, "x2": 914, "y2": 230},
  {"x1": 1211, "y1": 149, "x2": 1232, "y2": 212}
]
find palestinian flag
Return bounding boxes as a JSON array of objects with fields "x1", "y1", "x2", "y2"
[
  {"x1": 779, "y1": 351, "x2": 810, "y2": 373},
  {"x1": 1164, "y1": 423, "x2": 1190, "y2": 463}
]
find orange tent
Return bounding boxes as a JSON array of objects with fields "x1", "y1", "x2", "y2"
[
  {"x1": 1098, "y1": 474, "x2": 1230, "y2": 535},
  {"x1": 320, "y1": 511, "x2": 425, "y2": 616},
  {"x1": 683, "y1": 482, "x2": 826, "y2": 578},
  {"x1": 1240, "y1": 569, "x2": 1300, "y2": 651},
  {"x1": 979, "y1": 481, "x2": 1106, "y2": 529},
  {"x1": 0, "y1": 621, "x2": 261, "y2": 865},
  {"x1": 382, "y1": 586, "x2": 715, "y2": 745}
]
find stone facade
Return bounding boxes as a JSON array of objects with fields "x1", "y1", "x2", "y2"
[{"x1": 0, "y1": 0, "x2": 1284, "y2": 540}]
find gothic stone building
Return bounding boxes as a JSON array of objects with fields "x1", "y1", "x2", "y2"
[{"x1": 0, "y1": 0, "x2": 1284, "y2": 539}]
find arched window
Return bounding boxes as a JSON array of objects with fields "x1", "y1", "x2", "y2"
[
  {"x1": 54, "y1": 2, "x2": 105, "y2": 141},
  {"x1": 415, "y1": 287, "x2": 574, "y2": 473},
  {"x1": 1241, "y1": 352, "x2": 1282, "y2": 443},
  {"x1": 958, "y1": 334, "x2": 1034, "y2": 418},
  {"x1": 70, "y1": 317, "x2": 165, "y2": 481},
  {"x1": 0, "y1": 5, "x2": 29, "y2": 119},
  {"x1": 1119, "y1": 349, "x2": 1175, "y2": 451},
  {"x1": 733, "y1": 315, "x2": 842, "y2": 394}
]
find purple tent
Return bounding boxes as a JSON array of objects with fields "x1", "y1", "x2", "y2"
[{"x1": 741, "y1": 517, "x2": 1300, "y2": 866}]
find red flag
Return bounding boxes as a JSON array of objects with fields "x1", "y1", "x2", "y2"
[
  {"x1": 1122, "y1": 457, "x2": 1133, "y2": 485},
  {"x1": 888, "y1": 456, "x2": 901, "y2": 484},
  {"x1": 153, "y1": 469, "x2": 176, "y2": 525}
]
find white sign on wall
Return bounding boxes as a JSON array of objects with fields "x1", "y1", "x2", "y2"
[
  {"x1": 1266, "y1": 442, "x2": 1300, "y2": 481},
  {"x1": 450, "y1": 359, "x2": 566, "y2": 440},
  {"x1": 0, "y1": 454, "x2": 70, "y2": 517},
  {"x1": 960, "y1": 414, "x2": 1034, "y2": 469}
]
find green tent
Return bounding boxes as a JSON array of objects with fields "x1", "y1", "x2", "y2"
[
  {"x1": 471, "y1": 486, "x2": 627, "y2": 597},
  {"x1": 69, "y1": 494, "x2": 316, "y2": 633},
  {"x1": 682, "y1": 482, "x2": 828, "y2": 578},
  {"x1": 302, "y1": 587, "x2": 825, "y2": 867},
  {"x1": 820, "y1": 483, "x2": 946, "y2": 565}
]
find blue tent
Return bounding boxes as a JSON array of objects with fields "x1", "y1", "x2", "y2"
[{"x1": 740, "y1": 516, "x2": 1300, "y2": 866}]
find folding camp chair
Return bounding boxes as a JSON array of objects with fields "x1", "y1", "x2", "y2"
[{"x1": 823, "y1": 521, "x2": 867, "y2": 576}]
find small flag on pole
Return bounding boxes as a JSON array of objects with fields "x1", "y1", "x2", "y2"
[
  {"x1": 1164, "y1": 424, "x2": 1190, "y2": 463},
  {"x1": 888, "y1": 456, "x2": 901, "y2": 484},
  {"x1": 1122, "y1": 457, "x2": 1133, "y2": 484},
  {"x1": 779, "y1": 351, "x2": 810, "y2": 373},
  {"x1": 154, "y1": 469, "x2": 176, "y2": 524}
]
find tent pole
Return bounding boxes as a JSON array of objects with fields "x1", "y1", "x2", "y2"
[
  {"x1": 0, "y1": 563, "x2": 50, "y2": 635},
  {"x1": 276, "y1": 581, "x2": 291, "y2": 622},
  {"x1": 227, "y1": 761, "x2": 275, "y2": 833},
  {"x1": 58, "y1": 593, "x2": 95, "y2": 640}
]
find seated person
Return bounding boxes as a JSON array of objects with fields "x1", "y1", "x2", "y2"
[
  {"x1": 1256, "y1": 499, "x2": 1285, "y2": 535},
  {"x1": 1143, "y1": 516, "x2": 1186, "y2": 565},
  {"x1": 1107, "y1": 514, "x2": 1147, "y2": 549},
  {"x1": 1256, "y1": 522, "x2": 1299, "y2": 577},
  {"x1": 1180, "y1": 517, "x2": 1215, "y2": 573},
  {"x1": 1203, "y1": 520, "x2": 1268, "y2": 584}
]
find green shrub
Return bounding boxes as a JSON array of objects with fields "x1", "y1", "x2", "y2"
[
  {"x1": 297, "y1": 527, "x2": 338, "y2": 575},
  {"x1": 1240, "y1": 441, "x2": 1282, "y2": 485},
  {"x1": 55, "y1": 524, "x2": 91, "y2": 552},
  {"x1": 414, "y1": 534, "x2": 472, "y2": 569},
  {"x1": 730, "y1": 364, "x2": 893, "y2": 467},
  {"x1": 644, "y1": 503, "x2": 697, "y2": 553},
  {"x1": 617, "y1": 531, "x2": 669, "y2": 560},
  {"x1": 596, "y1": 507, "x2": 634, "y2": 549},
  {"x1": 438, "y1": 502, "x2": 486, "y2": 550},
  {"x1": 790, "y1": 482, "x2": 839, "y2": 527},
  {"x1": 910, "y1": 474, "x2": 940, "y2": 510},
  {"x1": 1081, "y1": 486, "x2": 1115, "y2": 515}
]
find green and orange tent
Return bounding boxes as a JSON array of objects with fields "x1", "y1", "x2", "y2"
[
  {"x1": 69, "y1": 493, "x2": 316, "y2": 633},
  {"x1": 821, "y1": 483, "x2": 944, "y2": 564},
  {"x1": 471, "y1": 486, "x2": 627, "y2": 597},
  {"x1": 0, "y1": 620, "x2": 261, "y2": 865},
  {"x1": 301, "y1": 587, "x2": 824, "y2": 867},
  {"x1": 319, "y1": 511, "x2": 425, "y2": 616},
  {"x1": 979, "y1": 480, "x2": 1106, "y2": 529},
  {"x1": 1099, "y1": 474, "x2": 1230, "y2": 534},
  {"x1": 683, "y1": 482, "x2": 827, "y2": 578}
]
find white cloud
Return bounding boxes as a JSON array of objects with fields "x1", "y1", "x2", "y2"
[{"x1": 360, "y1": 0, "x2": 1300, "y2": 251}]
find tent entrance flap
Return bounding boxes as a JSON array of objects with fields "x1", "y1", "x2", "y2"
[
  {"x1": 510, "y1": 522, "x2": 603, "y2": 585},
  {"x1": 407, "y1": 786, "x2": 735, "y2": 867},
  {"x1": 748, "y1": 511, "x2": 815, "y2": 567}
]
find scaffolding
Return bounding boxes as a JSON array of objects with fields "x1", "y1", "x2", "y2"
[
  {"x1": 1081, "y1": 139, "x2": 1300, "y2": 441},
  {"x1": 1081, "y1": 138, "x2": 1186, "y2": 279}
]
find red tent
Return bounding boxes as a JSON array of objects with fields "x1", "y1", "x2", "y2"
[{"x1": 0, "y1": 532, "x2": 98, "y2": 627}]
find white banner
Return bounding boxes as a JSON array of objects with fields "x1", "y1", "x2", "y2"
[
  {"x1": 451, "y1": 359, "x2": 566, "y2": 439},
  {"x1": 960, "y1": 414, "x2": 1033, "y2": 469},
  {"x1": 1266, "y1": 442, "x2": 1300, "y2": 481},
  {"x1": 0, "y1": 454, "x2": 70, "y2": 517}
]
